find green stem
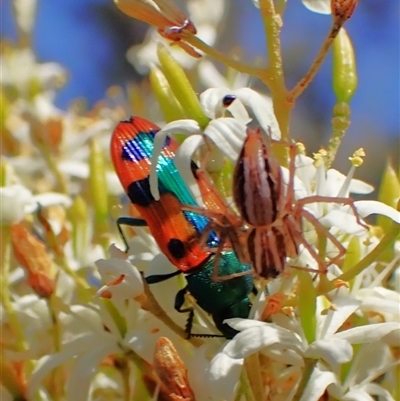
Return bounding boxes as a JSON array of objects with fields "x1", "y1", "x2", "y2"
[
  {"x1": 293, "y1": 358, "x2": 317, "y2": 401},
  {"x1": 258, "y1": 0, "x2": 291, "y2": 160},
  {"x1": 236, "y1": 369, "x2": 257, "y2": 401},
  {"x1": 288, "y1": 23, "x2": 342, "y2": 102},
  {"x1": 39, "y1": 146, "x2": 68, "y2": 194},
  {"x1": 116, "y1": 356, "x2": 131, "y2": 401},
  {"x1": 326, "y1": 103, "x2": 351, "y2": 169},
  {"x1": 180, "y1": 33, "x2": 262, "y2": 77},
  {"x1": 47, "y1": 296, "x2": 64, "y2": 401},
  {"x1": 338, "y1": 220, "x2": 400, "y2": 283},
  {"x1": 244, "y1": 353, "x2": 264, "y2": 401}
]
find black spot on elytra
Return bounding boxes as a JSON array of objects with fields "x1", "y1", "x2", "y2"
[
  {"x1": 222, "y1": 94, "x2": 236, "y2": 107},
  {"x1": 127, "y1": 178, "x2": 154, "y2": 207},
  {"x1": 168, "y1": 238, "x2": 186, "y2": 259}
]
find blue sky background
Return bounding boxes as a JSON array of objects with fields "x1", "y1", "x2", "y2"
[{"x1": 2, "y1": 0, "x2": 398, "y2": 186}]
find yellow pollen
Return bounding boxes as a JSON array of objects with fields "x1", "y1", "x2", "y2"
[{"x1": 349, "y1": 148, "x2": 365, "y2": 167}]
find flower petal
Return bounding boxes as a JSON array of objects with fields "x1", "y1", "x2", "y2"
[
  {"x1": 204, "y1": 118, "x2": 247, "y2": 161},
  {"x1": 334, "y1": 322, "x2": 400, "y2": 344},
  {"x1": 299, "y1": 365, "x2": 337, "y2": 401},
  {"x1": 354, "y1": 201, "x2": 400, "y2": 223},
  {"x1": 234, "y1": 88, "x2": 281, "y2": 139},
  {"x1": 305, "y1": 338, "x2": 353, "y2": 365},
  {"x1": 318, "y1": 293, "x2": 361, "y2": 339},
  {"x1": 205, "y1": 352, "x2": 243, "y2": 401},
  {"x1": 65, "y1": 342, "x2": 119, "y2": 401},
  {"x1": 319, "y1": 210, "x2": 367, "y2": 235},
  {"x1": 150, "y1": 119, "x2": 201, "y2": 200},
  {"x1": 222, "y1": 320, "x2": 304, "y2": 359},
  {"x1": 174, "y1": 134, "x2": 205, "y2": 206},
  {"x1": 301, "y1": 0, "x2": 331, "y2": 14}
]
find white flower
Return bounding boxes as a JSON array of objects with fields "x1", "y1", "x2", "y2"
[
  {"x1": 149, "y1": 87, "x2": 278, "y2": 203},
  {"x1": 1, "y1": 47, "x2": 66, "y2": 95},
  {"x1": 95, "y1": 253, "x2": 144, "y2": 302},
  {"x1": 0, "y1": 184, "x2": 71, "y2": 224},
  {"x1": 209, "y1": 288, "x2": 400, "y2": 401}
]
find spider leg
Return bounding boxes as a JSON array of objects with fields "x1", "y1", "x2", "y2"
[
  {"x1": 295, "y1": 195, "x2": 368, "y2": 231},
  {"x1": 283, "y1": 213, "x2": 328, "y2": 273},
  {"x1": 299, "y1": 208, "x2": 347, "y2": 266}
]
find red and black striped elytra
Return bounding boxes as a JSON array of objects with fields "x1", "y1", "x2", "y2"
[{"x1": 111, "y1": 116, "x2": 221, "y2": 272}]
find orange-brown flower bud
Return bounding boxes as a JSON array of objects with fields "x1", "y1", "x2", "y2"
[
  {"x1": 331, "y1": 0, "x2": 359, "y2": 25},
  {"x1": 11, "y1": 223, "x2": 57, "y2": 298},
  {"x1": 153, "y1": 337, "x2": 195, "y2": 401}
]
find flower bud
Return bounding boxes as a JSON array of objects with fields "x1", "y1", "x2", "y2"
[
  {"x1": 378, "y1": 161, "x2": 400, "y2": 231},
  {"x1": 157, "y1": 45, "x2": 208, "y2": 128},
  {"x1": 149, "y1": 65, "x2": 186, "y2": 123},
  {"x1": 333, "y1": 28, "x2": 357, "y2": 103},
  {"x1": 153, "y1": 337, "x2": 194, "y2": 401},
  {"x1": 331, "y1": 0, "x2": 359, "y2": 25},
  {"x1": 11, "y1": 222, "x2": 57, "y2": 298}
]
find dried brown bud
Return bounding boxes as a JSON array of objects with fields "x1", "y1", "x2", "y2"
[
  {"x1": 11, "y1": 223, "x2": 57, "y2": 298},
  {"x1": 331, "y1": 0, "x2": 359, "y2": 25},
  {"x1": 153, "y1": 337, "x2": 195, "y2": 401}
]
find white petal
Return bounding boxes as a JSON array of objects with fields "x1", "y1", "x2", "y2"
[
  {"x1": 302, "y1": 0, "x2": 331, "y2": 14},
  {"x1": 233, "y1": 88, "x2": 281, "y2": 139},
  {"x1": 32, "y1": 192, "x2": 72, "y2": 209},
  {"x1": 305, "y1": 338, "x2": 353, "y2": 365},
  {"x1": 222, "y1": 321, "x2": 304, "y2": 359},
  {"x1": 0, "y1": 185, "x2": 35, "y2": 223},
  {"x1": 65, "y1": 342, "x2": 120, "y2": 401},
  {"x1": 341, "y1": 388, "x2": 375, "y2": 401},
  {"x1": 28, "y1": 333, "x2": 115, "y2": 399},
  {"x1": 295, "y1": 154, "x2": 316, "y2": 194},
  {"x1": 318, "y1": 294, "x2": 361, "y2": 339},
  {"x1": 319, "y1": 210, "x2": 367, "y2": 235},
  {"x1": 349, "y1": 179, "x2": 374, "y2": 194},
  {"x1": 150, "y1": 120, "x2": 201, "y2": 200},
  {"x1": 354, "y1": 201, "x2": 400, "y2": 223},
  {"x1": 175, "y1": 135, "x2": 205, "y2": 206},
  {"x1": 299, "y1": 365, "x2": 337, "y2": 401},
  {"x1": 200, "y1": 87, "x2": 231, "y2": 119},
  {"x1": 204, "y1": 118, "x2": 247, "y2": 161},
  {"x1": 59, "y1": 160, "x2": 89, "y2": 178},
  {"x1": 334, "y1": 322, "x2": 400, "y2": 344},
  {"x1": 95, "y1": 258, "x2": 143, "y2": 299},
  {"x1": 361, "y1": 383, "x2": 395, "y2": 401},
  {"x1": 205, "y1": 352, "x2": 243, "y2": 401},
  {"x1": 343, "y1": 342, "x2": 393, "y2": 390},
  {"x1": 326, "y1": 170, "x2": 374, "y2": 195},
  {"x1": 359, "y1": 296, "x2": 400, "y2": 317},
  {"x1": 227, "y1": 99, "x2": 252, "y2": 125}
]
